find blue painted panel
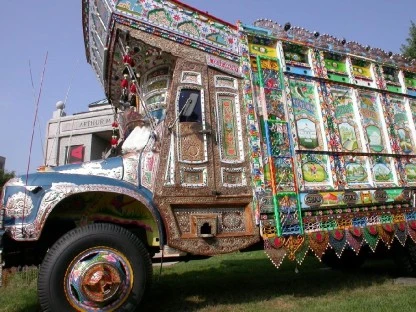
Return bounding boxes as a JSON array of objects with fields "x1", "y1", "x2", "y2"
[
  {"x1": 285, "y1": 65, "x2": 313, "y2": 77},
  {"x1": 3, "y1": 172, "x2": 160, "y2": 234},
  {"x1": 407, "y1": 90, "x2": 416, "y2": 97},
  {"x1": 242, "y1": 24, "x2": 271, "y2": 36}
]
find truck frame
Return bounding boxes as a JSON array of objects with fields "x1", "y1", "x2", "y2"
[{"x1": 2, "y1": 0, "x2": 416, "y2": 310}]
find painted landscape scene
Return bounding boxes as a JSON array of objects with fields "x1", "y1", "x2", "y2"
[
  {"x1": 339, "y1": 123, "x2": 358, "y2": 151},
  {"x1": 346, "y1": 162, "x2": 368, "y2": 183},
  {"x1": 297, "y1": 119, "x2": 318, "y2": 149},
  {"x1": 302, "y1": 161, "x2": 327, "y2": 182}
]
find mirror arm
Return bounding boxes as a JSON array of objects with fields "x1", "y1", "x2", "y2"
[{"x1": 167, "y1": 97, "x2": 192, "y2": 131}]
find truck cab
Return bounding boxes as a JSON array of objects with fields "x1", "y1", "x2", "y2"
[{"x1": 2, "y1": 1, "x2": 416, "y2": 311}]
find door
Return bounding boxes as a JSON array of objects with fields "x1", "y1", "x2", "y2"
[
  {"x1": 155, "y1": 58, "x2": 258, "y2": 252},
  {"x1": 161, "y1": 59, "x2": 251, "y2": 198},
  {"x1": 207, "y1": 67, "x2": 251, "y2": 197}
]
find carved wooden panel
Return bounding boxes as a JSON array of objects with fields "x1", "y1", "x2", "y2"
[
  {"x1": 208, "y1": 67, "x2": 251, "y2": 195},
  {"x1": 178, "y1": 122, "x2": 206, "y2": 163}
]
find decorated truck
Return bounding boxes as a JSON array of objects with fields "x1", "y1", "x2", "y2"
[{"x1": 2, "y1": 0, "x2": 416, "y2": 310}]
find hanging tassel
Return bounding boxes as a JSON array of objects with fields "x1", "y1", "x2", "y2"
[
  {"x1": 120, "y1": 74, "x2": 129, "y2": 103},
  {"x1": 129, "y1": 79, "x2": 137, "y2": 107},
  {"x1": 123, "y1": 46, "x2": 135, "y2": 67},
  {"x1": 111, "y1": 120, "x2": 119, "y2": 150}
]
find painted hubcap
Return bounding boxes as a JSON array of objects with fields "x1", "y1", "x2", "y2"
[
  {"x1": 65, "y1": 247, "x2": 133, "y2": 311},
  {"x1": 81, "y1": 263, "x2": 121, "y2": 302}
]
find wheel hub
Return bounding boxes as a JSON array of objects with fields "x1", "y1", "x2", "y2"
[
  {"x1": 65, "y1": 248, "x2": 133, "y2": 310},
  {"x1": 81, "y1": 263, "x2": 121, "y2": 303}
]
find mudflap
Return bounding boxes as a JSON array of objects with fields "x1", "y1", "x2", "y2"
[{"x1": 264, "y1": 235, "x2": 307, "y2": 268}]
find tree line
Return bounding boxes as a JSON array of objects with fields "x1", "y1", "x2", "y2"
[
  {"x1": 0, "y1": 169, "x2": 15, "y2": 193},
  {"x1": 402, "y1": 21, "x2": 416, "y2": 59}
]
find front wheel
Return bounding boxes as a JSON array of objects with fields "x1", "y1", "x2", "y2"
[{"x1": 38, "y1": 223, "x2": 152, "y2": 311}]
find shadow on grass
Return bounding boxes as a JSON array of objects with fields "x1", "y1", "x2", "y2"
[
  {"x1": 142, "y1": 250, "x2": 398, "y2": 312},
  {"x1": 0, "y1": 250, "x2": 401, "y2": 312}
]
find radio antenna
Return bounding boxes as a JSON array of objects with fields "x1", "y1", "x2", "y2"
[
  {"x1": 29, "y1": 60, "x2": 45, "y2": 162},
  {"x1": 45, "y1": 59, "x2": 79, "y2": 166},
  {"x1": 25, "y1": 52, "x2": 48, "y2": 182},
  {"x1": 22, "y1": 52, "x2": 48, "y2": 238}
]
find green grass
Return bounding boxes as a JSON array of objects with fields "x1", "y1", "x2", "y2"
[
  {"x1": 1, "y1": 251, "x2": 416, "y2": 311},
  {"x1": 0, "y1": 267, "x2": 39, "y2": 312}
]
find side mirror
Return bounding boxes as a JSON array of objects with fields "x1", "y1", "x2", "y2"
[
  {"x1": 168, "y1": 93, "x2": 200, "y2": 130},
  {"x1": 181, "y1": 93, "x2": 199, "y2": 117}
]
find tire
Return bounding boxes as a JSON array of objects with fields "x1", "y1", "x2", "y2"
[
  {"x1": 322, "y1": 248, "x2": 366, "y2": 270},
  {"x1": 38, "y1": 223, "x2": 152, "y2": 311},
  {"x1": 393, "y1": 240, "x2": 416, "y2": 276}
]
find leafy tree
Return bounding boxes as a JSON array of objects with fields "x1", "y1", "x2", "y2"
[
  {"x1": 401, "y1": 21, "x2": 416, "y2": 60},
  {"x1": 0, "y1": 169, "x2": 15, "y2": 192}
]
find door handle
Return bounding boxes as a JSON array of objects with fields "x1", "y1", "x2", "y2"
[
  {"x1": 198, "y1": 128, "x2": 217, "y2": 145},
  {"x1": 198, "y1": 129, "x2": 212, "y2": 135}
]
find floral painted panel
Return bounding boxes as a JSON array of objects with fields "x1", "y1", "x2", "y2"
[
  {"x1": 274, "y1": 157, "x2": 295, "y2": 190},
  {"x1": 114, "y1": 0, "x2": 239, "y2": 54},
  {"x1": 250, "y1": 57, "x2": 285, "y2": 120},
  {"x1": 261, "y1": 121, "x2": 293, "y2": 190},
  {"x1": 216, "y1": 93, "x2": 244, "y2": 163},
  {"x1": 267, "y1": 121, "x2": 290, "y2": 157},
  {"x1": 261, "y1": 59, "x2": 285, "y2": 121},
  {"x1": 116, "y1": 0, "x2": 143, "y2": 15}
]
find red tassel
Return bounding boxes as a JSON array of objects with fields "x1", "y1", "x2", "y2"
[
  {"x1": 130, "y1": 82, "x2": 137, "y2": 94},
  {"x1": 121, "y1": 77, "x2": 129, "y2": 89},
  {"x1": 111, "y1": 138, "x2": 118, "y2": 146}
]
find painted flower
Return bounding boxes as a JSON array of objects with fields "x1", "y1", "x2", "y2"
[
  {"x1": 71, "y1": 266, "x2": 83, "y2": 282},
  {"x1": 102, "y1": 253, "x2": 118, "y2": 263},
  {"x1": 265, "y1": 79, "x2": 275, "y2": 89},
  {"x1": 173, "y1": 14, "x2": 180, "y2": 21}
]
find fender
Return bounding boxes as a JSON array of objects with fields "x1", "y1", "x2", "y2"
[{"x1": 2, "y1": 172, "x2": 165, "y2": 244}]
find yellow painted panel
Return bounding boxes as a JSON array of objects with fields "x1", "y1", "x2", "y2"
[{"x1": 249, "y1": 43, "x2": 277, "y2": 58}]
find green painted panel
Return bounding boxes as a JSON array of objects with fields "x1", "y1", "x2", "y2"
[
  {"x1": 324, "y1": 59, "x2": 347, "y2": 74},
  {"x1": 404, "y1": 72, "x2": 416, "y2": 88},
  {"x1": 387, "y1": 85, "x2": 402, "y2": 93},
  {"x1": 327, "y1": 73, "x2": 350, "y2": 83}
]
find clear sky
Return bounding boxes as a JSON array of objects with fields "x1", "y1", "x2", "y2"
[{"x1": 0, "y1": 0, "x2": 415, "y2": 174}]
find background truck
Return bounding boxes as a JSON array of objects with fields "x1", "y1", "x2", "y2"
[{"x1": 2, "y1": 0, "x2": 416, "y2": 311}]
